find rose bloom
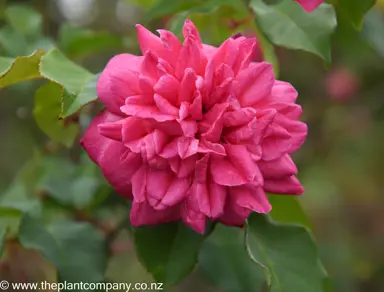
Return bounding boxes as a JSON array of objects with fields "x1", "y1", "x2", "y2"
[
  {"x1": 294, "y1": 0, "x2": 323, "y2": 12},
  {"x1": 324, "y1": 67, "x2": 360, "y2": 102},
  {"x1": 81, "y1": 20, "x2": 307, "y2": 234}
]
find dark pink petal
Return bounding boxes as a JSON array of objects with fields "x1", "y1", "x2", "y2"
[
  {"x1": 179, "y1": 120, "x2": 198, "y2": 138},
  {"x1": 194, "y1": 154, "x2": 210, "y2": 184},
  {"x1": 157, "y1": 29, "x2": 181, "y2": 66},
  {"x1": 225, "y1": 117, "x2": 258, "y2": 143},
  {"x1": 136, "y1": 24, "x2": 175, "y2": 64},
  {"x1": 198, "y1": 140, "x2": 226, "y2": 156},
  {"x1": 159, "y1": 138, "x2": 179, "y2": 158},
  {"x1": 274, "y1": 115, "x2": 308, "y2": 153},
  {"x1": 269, "y1": 102, "x2": 302, "y2": 119},
  {"x1": 225, "y1": 144, "x2": 263, "y2": 185},
  {"x1": 191, "y1": 182, "x2": 226, "y2": 218},
  {"x1": 153, "y1": 120, "x2": 183, "y2": 136},
  {"x1": 141, "y1": 51, "x2": 160, "y2": 81},
  {"x1": 161, "y1": 177, "x2": 191, "y2": 207},
  {"x1": 179, "y1": 68, "x2": 197, "y2": 103},
  {"x1": 232, "y1": 185, "x2": 271, "y2": 213},
  {"x1": 181, "y1": 191, "x2": 206, "y2": 234},
  {"x1": 264, "y1": 176, "x2": 304, "y2": 195},
  {"x1": 125, "y1": 94, "x2": 153, "y2": 106},
  {"x1": 269, "y1": 80, "x2": 298, "y2": 104},
  {"x1": 222, "y1": 107, "x2": 256, "y2": 127},
  {"x1": 121, "y1": 116, "x2": 149, "y2": 143},
  {"x1": 261, "y1": 124, "x2": 292, "y2": 161},
  {"x1": 154, "y1": 94, "x2": 179, "y2": 116},
  {"x1": 169, "y1": 155, "x2": 197, "y2": 178},
  {"x1": 258, "y1": 154, "x2": 298, "y2": 179},
  {"x1": 146, "y1": 169, "x2": 173, "y2": 209},
  {"x1": 98, "y1": 122, "x2": 122, "y2": 141},
  {"x1": 179, "y1": 102, "x2": 190, "y2": 120},
  {"x1": 139, "y1": 75, "x2": 154, "y2": 93},
  {"x1": 81, "y1": 112, "x2": 142, "y2": 198},
  {"x1": 130, "y1": 199, "x2": 180, "y2": 226},
  {"x1": 131, "y1": 165, "x2": 147, "y2": 203},
  {"x1": 177, "y1": 137, "x2": 199, "y2": 159},
  {"x1": 211, "y1": 156, "x2": 248, "y2": 186},
  {"x1": 190, "y1": 92, "x2": 203, "y2": 120},
  {"x1": 120, "y1": 104, "x2": 175, "y2": 122},
  {"x1": 102, "y1": 147, "x2": 141, "y2": 199},
  {"x1": 211, "y1": 38, "x2": 237, "y2": 70},
  {"x1": 154, "y1": 74, "x2": 179, "y2": 105},
  {"x1": 235, "y1": 62, "x2": 275, "y2": 107},
  {"x1": 233, "y1": 37, "x2": 257, "y2": 74},
  {"x1": 183, "y1": 20, "x2": 202, "y2": 46},
  {"x1": 200, "y1": 103, "x2": 228, "y2": 142},
  {"x1": 97, "y1": 54, "x2": 141, "y2": 114},
  {"x1": 202, "y1": 44, "x2": 217, "y2": 60},
  {"x1": 176, "y1": 37, "x2": 207, "y2": 78},
  {"x1": 81, "y1": 110, "x2": 122, "y2": 164},
  {"x1": 219, "y1": 194, "x2": 250, "y2": 227},
  {"x1": 208, "y1": 183, "x2": 227, "y2": 218}
]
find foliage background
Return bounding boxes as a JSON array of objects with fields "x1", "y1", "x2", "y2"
[{"x1": 0, "y1": 0, "x2": 384, "y2": 291}]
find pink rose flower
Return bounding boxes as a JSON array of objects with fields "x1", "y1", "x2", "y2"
[
  {"x1": 81, "y1": 20, "x2": 307, "y2": 234},
  {"x1": 294, "y1": 0, "x2": 324, "y2": 12},
  {"x1": 324, "y1": 67, "x2": 360, "y2": 102}
]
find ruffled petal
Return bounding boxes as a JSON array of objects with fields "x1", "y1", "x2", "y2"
[
  {"x1": 211, "y1": 156, "x2": 248, "y2": 186},
  {"x1": 264, "y1": 176, "x2": 304, "y2": 195},
  {"x1": 181, "y1": 191, "x2": 206, "y2": 234},
  {"x1": 130, "y1": 199, "x2": 180, "y2": 226},
  {"x1": 81, "y1": 110, "x2": 122, "y2": 164},
  {"x1": 97, "y1": 54, "x2": 142, "y2": 114},
  {"x1": 232, "y1": 185, "x2": 271, "y2": 214},
  {"x1": 235, "y1": 62, "x2": 275, "y2": 107},
  {"x1": 258, "y1": 154, "x2": 298, "y2": 179}
]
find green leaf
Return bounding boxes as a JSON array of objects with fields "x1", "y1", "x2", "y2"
[
  {"x1": 0, "y1": 227, "x2": 5, "y2": 256},
  {"x1": 59, "y1": 24, "x2": 123, "y2": 58},
  {"x1": 268, "y1": 195, "x2": 311, "y2": 228},
  {"x1": 61, "y1": 74, "x2": 99, "y2": 118},
  {"x1": 0, "y1": 25, "x2": 30, "y2": 56},
  {"x1": 0, "y1": 50, "x2": 45, "y2": 87},
  {"x1": 146, "y1": 0, "x2": 201, "y2": 19},
  {"x1": 0, "y1": 57, "x2": 13, "y2": 74},
  {"x1": 39, "y1": 49, "x2": 93, "y2": 94},
  {"x1": 0, "y1": 49, "x2": 98, "y2": 115},
  {"x1": 334, "y1": 0, "x2": 376, "y2": 29},
  {"x1": 39, "y1": 49, "x2": 98, "y2": 118},
  {"x1": 5, "y1": 5, "x2": 42, "y2": 36},
  {"x1": 133, "y1": 222, "x2": 206, "y2": 286},
  {"x1": 249, "y1": 0, "x2": 337, "y2": 64},
  {"x1": 246, "y1": 214, "x2": 326, "y2": 292},
  {"x1": 0, "y1": 49, "x2": 99, "y2": 145},
  {"x1": 0, "y1": 208, "x2": 22, "y2": 237},
  {"x1": 250, "y1": 20, "x2": 280, "y2": 76},
  {"x1": 38, "y1": 156, "x2": 101, "y2": 208},
  {"x1": 19, "y1": 215, "x2": 107, "y2": 282},
  {"x1": 363, "y1": 10, "x2": 384, "y2": 58},
  {"x1": 199, "y1": 224, "x2": 266, "y2": 292},
  {"x1": 167, "y1": 0, "x2": 254, "y2": 48},
  {"x1": 33, "y1": 82, "x2": 79, "y2": 148},
  {"x1": 0, "y1": 155, "x2": 43, "y2": 237}
]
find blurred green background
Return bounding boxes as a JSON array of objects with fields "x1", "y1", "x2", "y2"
[{"x1": 0, "y1": 0, "x2": 384, "y2": 291}]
